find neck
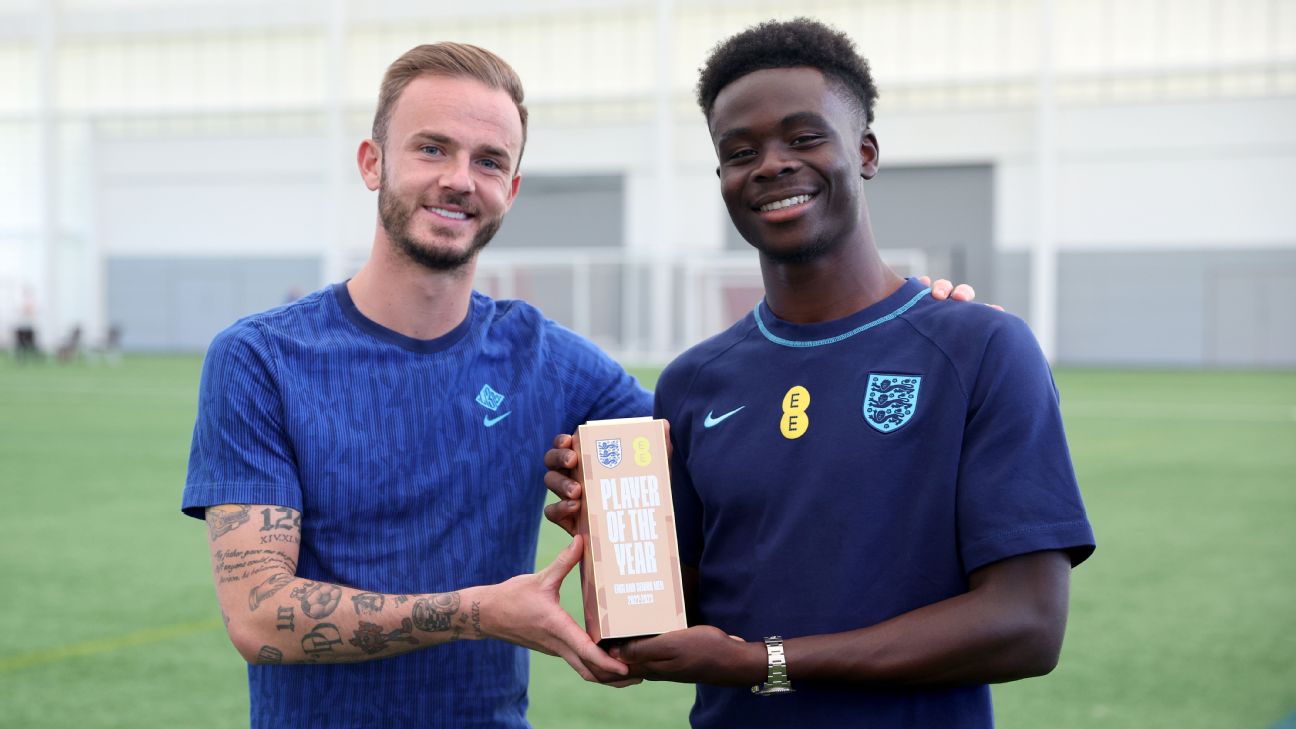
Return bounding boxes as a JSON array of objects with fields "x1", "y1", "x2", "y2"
[
  {"x1": 347, "y1": 232, "x2": 476, "y2": 341},
  {"x1": 759, "y1": 233, "x2": 903, "y2": 325}
]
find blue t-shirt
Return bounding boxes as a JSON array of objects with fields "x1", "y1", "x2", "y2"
[
  {"x1": 183, "y1": 283, "x2": 651, "y2": 729},
  {"x1": 654, "y1": 277, "x2": 1095, "y2": 729}
]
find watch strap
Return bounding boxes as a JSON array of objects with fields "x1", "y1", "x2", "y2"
[{"x1": 751, "y1": 635, "x2": 794, "y2": 695}]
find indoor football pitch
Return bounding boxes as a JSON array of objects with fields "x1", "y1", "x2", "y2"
[{"x1": 1, "y1": 356, "x2": 1292, "y2": 728}]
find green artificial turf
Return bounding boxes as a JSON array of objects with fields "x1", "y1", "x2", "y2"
[{"x1": 1, "y1": 357, "x2": 1292, "y2": 728}]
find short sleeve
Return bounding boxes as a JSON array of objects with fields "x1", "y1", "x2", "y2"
[
  {"x1": 181, "y1": 323, "x2": 303, "y2": 520},
  {"x1": 549, "y1": 323, "x2": 653, "y2": 427},
  {"x1": 956, "y1": 317, "x2": 1095, "y2": 573}
]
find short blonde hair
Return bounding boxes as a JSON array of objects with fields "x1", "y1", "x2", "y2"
[{"x1": 372, "y1": 42, "x2": 528, "y2": 167}]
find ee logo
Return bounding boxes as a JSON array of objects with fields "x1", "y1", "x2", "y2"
[
  {"x1": 632, "y1": 436, "x2": 652, "y2": 466},
  {"x1": 780, "y1": 385, "x2": 810, "y2": 439}
]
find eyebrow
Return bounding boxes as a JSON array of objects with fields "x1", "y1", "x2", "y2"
[
  {"x1": 411, "y1": 131, "x2": 513, "y2": 166},
  {"x1": 714, "y1": 112, "x2": 833, "y2": 146}
]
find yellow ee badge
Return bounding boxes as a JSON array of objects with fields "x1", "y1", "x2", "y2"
[
  {"x1": 780, "y1": 385, "x2": 810, "y2": 439},
  {"x1": 632, "y1": 436, "x2": 653, "y2": 465}
]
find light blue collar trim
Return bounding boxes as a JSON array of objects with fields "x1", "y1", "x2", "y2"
[{"x1": 753, "y1": 286, "x2": 931, "y2": 348}]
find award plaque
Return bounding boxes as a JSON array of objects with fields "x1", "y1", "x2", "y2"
[{"x1": 573, "y1": 417, "x2": 687, "y2": 642}]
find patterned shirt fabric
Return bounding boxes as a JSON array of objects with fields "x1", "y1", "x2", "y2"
[
  {"x1": 182, "y1": 283, "x2": 652, "y2": 729},
  {"x1": 654, "y1": 276, "x2": 1095, "y2": 729}
]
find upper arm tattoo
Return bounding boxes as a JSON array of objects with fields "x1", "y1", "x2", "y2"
[{"x1": 207, "y1": 505, "x2": 250, "y2": 541}]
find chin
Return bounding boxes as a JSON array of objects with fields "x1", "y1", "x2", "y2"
[
  {"x1": 747, "y1": 234, "x2": 835, "y2": 264},
  {"x1": 397, "y1": 234, "x2": 482, "y2": 272}
]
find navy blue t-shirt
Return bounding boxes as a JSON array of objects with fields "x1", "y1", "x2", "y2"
[
  {"x1": 183, "y1": 283, "x2": 651, "y2": 728},
  {"x1": 654, "y1": 277, "x2": 1095, "y2": 728}
]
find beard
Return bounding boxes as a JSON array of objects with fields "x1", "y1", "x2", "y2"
[
  {"x1": 749, "y1": 234, "x2": 837, "y2": 265},
  {"x1": 378, "y1": 183, "x2": 504, "y2": 272}
]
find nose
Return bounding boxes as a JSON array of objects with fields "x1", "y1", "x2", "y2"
[
  {"x1": 438, "y1": 153, "x2": 475, "y2": 194},
  {"x1": 753, "y1": 145, "x2": 799, "y2": 181}
]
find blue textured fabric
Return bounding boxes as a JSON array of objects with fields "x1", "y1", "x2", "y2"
[
  {"x1": 654, "y1": 277, "x2": 1095, "y2": 729},
  {"x1": 183, "y1": 283, "x2": 651, "y2": 729}
]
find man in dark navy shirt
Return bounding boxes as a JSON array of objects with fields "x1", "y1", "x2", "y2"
[{"x1": 546, "y1": 18, "x2": 1094, "y2": 728}]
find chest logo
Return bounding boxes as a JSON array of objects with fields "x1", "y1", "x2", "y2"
[
  {"x1": 780, "y1": 385, "x2": 810, "y2": 439},
  {"x1": 475, "y1": 384, "x2": 505, "y2": 411},
  {"x1": 703, "y1": 405, "x2": 745, "y2": 428},
  {"x1": 863, "y1": 374, "x2": 922, "y2": 433},
  {"x1": 476, "y1": 384, "x2": 511, "y2": 428},
  {"x1": 596, "y1": 438, "x2": 623, "y2": 468}
]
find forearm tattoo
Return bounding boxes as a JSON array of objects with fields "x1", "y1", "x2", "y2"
[
  {"x1": 352, "y1": 592, "x2": 384, "y2": 616},
  {"x1": 349, "y1": 618, "x2": 419, "y2": 654},
  {"x1": 256, "y1": 645, "x2": 283, "y2": 664},
  {"x1": 249, "y1": 573, "x2": 295, "y2": 612},
  {"x1": 291, "y1": 582, "x2": 342, "y2": 619},
  {"x1": 207, "y1": 505, "x2": 250, "y2": 541},
  {"x1": 412, "y1": 593, "x2": 460, "y2": 632},
  {"x1": 301, "y1": 623, "x2": 343, "y2": 661},
  {"x1": 276, "y1": 606, "x2": 295, "y2": 632},
  {"x1": 213, "y1": 548, "x2": 297, "y2": 584}
]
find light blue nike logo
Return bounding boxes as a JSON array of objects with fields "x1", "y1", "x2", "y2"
[
  {"x1": 703, "y1": 406, "x2": 745, "y2": 428},
  {"x1": 483, "y1": 411, "x2": 512, "y2": 427}
]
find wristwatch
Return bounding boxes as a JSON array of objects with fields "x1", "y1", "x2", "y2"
[{"x1": 751, "y1": 636, "x2": 794, "y2": 695}]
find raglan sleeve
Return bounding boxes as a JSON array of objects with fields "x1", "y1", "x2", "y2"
[
  {"x1": 181, "y1": 322, "x2": 303, "y2": 520},
  {"x1": 955, "y1": 314, "x2": 1095, "y2": 574},
  {"x1": 551, "y1": 324, "x2": 653, "y2": 426}
]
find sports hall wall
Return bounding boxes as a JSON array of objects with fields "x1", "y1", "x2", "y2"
[{"x1": 2, "y1": 0, "x2": 1292, "y2": 367}]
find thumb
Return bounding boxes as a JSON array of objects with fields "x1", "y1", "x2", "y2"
[{"x1": 539, "y1": 535, "x2": 584, "y2": 586}]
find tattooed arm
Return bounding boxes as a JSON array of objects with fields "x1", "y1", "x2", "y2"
[{"x1": 205, "y1": 504, "x2": 628, "y2": 681}]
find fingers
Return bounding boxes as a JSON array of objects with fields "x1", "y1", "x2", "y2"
[
  {"x1": 551, "y1": 618, "x2": 629, "y2": 680},
  {"x1": 986, "y1": 303, "x2": 1005, "y2": 312},
  {"x1": 558, "y1": 650, "x2": 599, "y2": 682},
  {"x1": 537, "y1": 535, "x2": 584, "y2": 587},
  {"x1": 544, "y1": 467, "x2": 582, "y2": 501},
  {"x1": 917, "y1": 275, "x2": 932, "y2": 287},
  {"x1": 542, "y1": 444, "x2": 579, "y2": 473},
  {"x1": 609, "y1": 636, "x2": 657, "y2": 664},
  {"x1": 951, "y1": 283, "x2": 976, "y2": 301},
  {"x1": 543, "y1": 500, "x2": 579, "y2": 536},
  {"x1": 928, "y1": 278, "x2": 954, "y2": 300}
]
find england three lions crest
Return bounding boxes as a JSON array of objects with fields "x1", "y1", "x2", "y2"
[
  {"x1": 863, "y1": 374, "x2": 922, "y2": 433},
  {"x1": 595, "y1": 439, "x2": 622, "y2": 468}
]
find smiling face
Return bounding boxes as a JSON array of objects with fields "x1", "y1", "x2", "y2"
[
  {"x1": 709, "y1": 66, "x2": 878, "y2": 264},
  {"x1": 364, "y1": 74, "x2": 523, "y2": 271}
]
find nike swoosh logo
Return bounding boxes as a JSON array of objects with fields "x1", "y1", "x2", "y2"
[
  {"x1": 703, "y1": 406, "x2": 745, "y2": 428},
  {"x1": 483, "y1": 411, "x2": 512, "y2": 427}
]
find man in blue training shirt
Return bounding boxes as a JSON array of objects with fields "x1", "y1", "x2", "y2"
[
  {"x1": 185, "y1": 38, "x2": 979, "y2": 729},
  {"x1": 181, "y1": 43, "x2": 648, "y2": 728},
  {"x1": 545, "y1": 18, "x2": 1094, "y2": 728}
]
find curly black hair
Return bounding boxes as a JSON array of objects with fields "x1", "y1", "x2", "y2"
[{"x1": 696, "y1": 17, "x2": 878, "y2": 127}]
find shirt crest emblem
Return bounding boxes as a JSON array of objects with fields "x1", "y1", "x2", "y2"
[
  {"x1": 863, "y1": 373, "x2": 922, "y2": 433},
  {"x1": 595, "y1": 439, "x2": 623, "y2": 468},
  {"x1": 475, "y1": 384, "x2": 505, "y2": 411}
]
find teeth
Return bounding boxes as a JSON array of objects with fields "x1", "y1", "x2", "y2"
[
  {"x1": 759, "y1": 194, "x2": 812, "y2": 212},
  {"x1": 429, "y1": 207, "x2": 467, "y2": 220}
]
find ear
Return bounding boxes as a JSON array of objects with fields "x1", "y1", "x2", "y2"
[
  {"x1": 503, "y1": 173, "x2": 522, "y2": 211},
  {"x1": 860, "y1": 130, "x2": 880, "y2": 180},
  {"x1": 357, "y1": 139, "x2": 382, "y2": 192}
]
